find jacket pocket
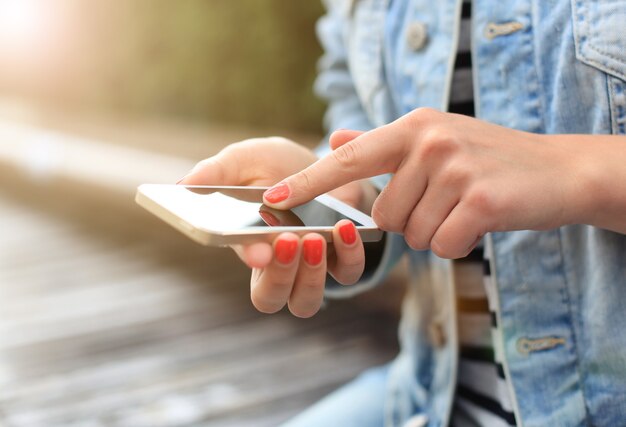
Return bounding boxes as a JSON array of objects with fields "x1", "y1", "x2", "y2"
[
  {"x1": 571, "y1": 0, "x2": 626, "y2": 80},
  {"x1": 571, "y1": 0, "x2": 626, "y2": 134}
]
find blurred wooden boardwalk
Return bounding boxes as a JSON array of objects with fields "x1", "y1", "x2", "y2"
[{"x1": 0, "y1": 111, "x2": 405, "y2": 427}]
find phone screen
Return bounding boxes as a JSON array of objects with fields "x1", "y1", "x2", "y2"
[{"x1": 171, "y1": 186, "x2": 364, "y2": 231}]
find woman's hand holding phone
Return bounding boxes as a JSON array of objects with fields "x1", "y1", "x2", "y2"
[{"x1": 178, "y1": 137, "x2": 373, "y2": 318}]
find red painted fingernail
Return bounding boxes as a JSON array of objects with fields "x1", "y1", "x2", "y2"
[
  {"x1": 259, "y1": 210, "x2": 280, "y2": 226},
  {"x1": 303, "y1": 239, "x2": 323, "y2": 266},
  {"x1": 339, "y1": 222, "x2": 357, "y2": 245},
  {"x1": 275, "y1": 239, "x2": 298, "y2": 265},
  {"x1": 264, "y1": 183, "x2": 290, "y2": 204}
]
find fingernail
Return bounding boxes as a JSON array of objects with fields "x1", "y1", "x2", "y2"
[
  {"x1": 259, "y1": 210, "x2": 281, "y2": 226},
  {"x1": 264, "y1": 183, "x2": 290, "y2": 204},
  {"x1": 339, "y1": 222, "x2": 357, "y2": 245},
  {"x1": 303, "y1": 239, "x2": 323, "y2": 266},
  {"x1": 275, "y1": 239, "x2": 298, "y2": 264}
]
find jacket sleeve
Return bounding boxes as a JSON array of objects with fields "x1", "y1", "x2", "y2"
[
  {"x1": 313, "y1": 0, "x2": 407, "y2": 298},
  {"x1": 314, "y1": 0, "x2": 373, "y2": 160}
]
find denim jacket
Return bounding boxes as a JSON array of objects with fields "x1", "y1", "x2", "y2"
[{"x1": 315, "y1": 0, "x2": 626, "y2": 426}]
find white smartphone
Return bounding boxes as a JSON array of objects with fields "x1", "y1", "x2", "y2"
[{"x1": 135, "y1": 184, "x2": 382, "y2": 246}]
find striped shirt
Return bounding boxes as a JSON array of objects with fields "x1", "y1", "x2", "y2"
[{"x1": 448, "y1": 1, "x2": 517, "y2": 426}]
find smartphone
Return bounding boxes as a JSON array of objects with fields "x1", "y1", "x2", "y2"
[{"x1": 135, "y1": 184, "x2": 382, "y2": 246}]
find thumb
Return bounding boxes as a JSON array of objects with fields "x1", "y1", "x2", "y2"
[
  {"x1": 329, "y1": 129, "x2": 365, "y2": 150},
  {"x1": 177, "y1": 150, "x2": 239, "y2": 186}
]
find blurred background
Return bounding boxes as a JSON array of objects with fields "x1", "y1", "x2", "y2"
[{"x1": 0, "y1": 1, "x2": 404, "y2": 426}]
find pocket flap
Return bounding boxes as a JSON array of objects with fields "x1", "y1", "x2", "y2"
[{"x1": 572, "y1": 0, "x2": 626, "y2": 81}]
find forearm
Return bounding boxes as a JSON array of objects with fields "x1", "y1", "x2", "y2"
[{"x1": 553, "y1": 134, "x2": 626, "y2": 234}]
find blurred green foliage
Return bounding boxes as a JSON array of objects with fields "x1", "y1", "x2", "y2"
[{"x1": 0, "y1": 0, "x2": 326, "y2": 133}]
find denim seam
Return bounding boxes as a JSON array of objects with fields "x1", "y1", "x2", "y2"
[
  {"x1": 608, "y1": 76, "x2": 626, "y2": 135},
  {"x1": 529, "y1": 0, "x2": 547, "y2": 133},
  {"x1": 488, "y1": 234, "x2": 524, "y2": 427},
  {"x1": 608, "y1": 75, "x2": 618, "y2": 135},
  {"x1": 556, "y1": 228, "x2": 592, "y2": 425}
]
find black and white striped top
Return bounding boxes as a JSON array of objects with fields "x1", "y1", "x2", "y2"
[
  {"x1": 448, "y1": 0, "x2": 475, "y2": 117},
  {"x1": 448, "y1": 1, "x2": 517, "y2": 426},
  {"x1": 451, "y1": 242, "x2": 517, "y2": 426}
]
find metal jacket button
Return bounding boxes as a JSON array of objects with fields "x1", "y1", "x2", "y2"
[
  {"x1": 407, "y1": 21, "x2": 428, "y2": 51},
  {"x1": 428, "y1": 322, "x2": 446, "y2": 348},
  {"x1": 404, "y1": 414, "x2": 428, "y2": 427}
]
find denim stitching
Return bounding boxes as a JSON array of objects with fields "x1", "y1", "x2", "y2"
[
  {"x1": 556, "y1": 227, "x2": 593, "y2": 425},
  {"x1": 573, "y1": 0, "x2": 626, "y2": 80},
  {"x1": 608, "y1": 77, "x2": 626, "y2": 135}
]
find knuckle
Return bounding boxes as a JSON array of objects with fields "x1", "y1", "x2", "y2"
[
  {"x1": 219, "y1": 142, "x2": 241, "y2": 157},
  {"x1": 415, "y1": 107, "x2": 441, "y2": 118},
  {"x1": 404, "y1": 231, "x2": 429, "y2": 251},
  {"x1": 190, "y1": 157, "x2": 226, "y2": 183},
  {"x1": 439, "y1": 161, "x2": 470, "y2": 187},
  {"x1": 209, "y1": 157, "x2": 229, "y2": 182},
  {"x1": 413, "y1": 107, "x2": 442, "y2": 123},
  {"x1": 289, "y1": 302, "x2": 321, "y2": 319},
  {"x1": 339, "y1": 256, "x2": 365, "y2": 271},
  {"x1": 405, "y1": 107, "x2": 442, "y2": 128},
  {"x1": 333, "y1": 264, "x2": 364, "y2": 286},
  {"x1": 332, "y1": 142, "x2": 360, "y2": 168},
  {"x1": 371, "y1": 200, "x2": 402, "y2": 233},
  {"x1": 296, "y1": 169, "x2": 314, "y2": 194},
  {"x1": 430, "y1": 238, "x2": 465, "y2": 260},
  {"x1": 298, "y1": 277, "x2": 324, "y2": 293},
  {"x1": 250, "y1": 293, "x2": 285, "y2": 314},
  {"x1": 466, "y1": 186, "x2": 500, "y2": 217},
  {"x1": 193, "y1": 157, "x2": 213, "y2": 172},
  {"x1": 250, "y1": 275, "x2": 292, "y2": 314},
  {"x1": 404, "y1": 107, "x2": 442, "y2": 130},
  {"x1": 418, "y1": 126, "x2": 459, "y2": 160}
]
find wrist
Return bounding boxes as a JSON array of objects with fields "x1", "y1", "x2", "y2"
[
  {"x1": 562, "y1": 135, "x2": 603, "y2": 226},
  {"x1": 555, "y1": 134, "x2": 626, "y2": 232}
]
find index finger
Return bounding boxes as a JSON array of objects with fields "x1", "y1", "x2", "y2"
[{"x1": 263, "y1": 124, "x2": 406, "y2": 209}]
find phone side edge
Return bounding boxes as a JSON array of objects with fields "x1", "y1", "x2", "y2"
[{"x1": 135, "y1": 186, "x2": 213, "y2": 246}]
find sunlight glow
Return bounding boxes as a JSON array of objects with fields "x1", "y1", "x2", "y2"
[{"x1": 0, "y1": 0, "x2": 47, "y2": 53}]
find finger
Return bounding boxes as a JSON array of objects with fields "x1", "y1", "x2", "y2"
[
  {"x1": 231, "y1": 243, "x2": 273, "y2": 269},
  {"x1": 370, "y1": 164, "x2": 427, "y2": 233},
  {"x1": 430, "y1": 202, "x2": 484, "y2": 259},
  {"x1": 327, "y1": 180, "x2": 364, "y2": 210},
  {"x1": 327, "y1": 220, "x2": 365, "y2": 285},
  {"x1": 178, "y1": 147, "x2": 241, "y2": 186},
  {"x1": 402, "y1": 181, "x2": 460, "y2": 250},
  {"x1": 250, "y1": 233, "x2": 300, "y2": 313},
  {"x1": 263, "y1": 124, "x2": 407, "y2": 209},
  {"x1": 288, "y1": 234, "x2": 327, "y2": 318},
  {"x1": 329, "y1": 129, "x2": 365, "y2": 150}
]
